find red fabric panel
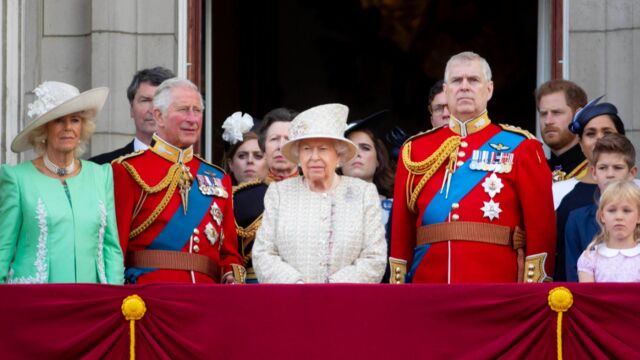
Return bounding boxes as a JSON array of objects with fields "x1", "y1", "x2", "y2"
[{"x1": 0, "y1": 283, "x2": 639, "y2": 359}]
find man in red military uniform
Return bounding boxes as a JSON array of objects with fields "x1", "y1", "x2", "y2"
[
  {"x1": 112, "y1": 78, "x2": 245, "y2": 284},
  {"x1": 389, "y1": 52, "x2": 556, "y2": 283}
]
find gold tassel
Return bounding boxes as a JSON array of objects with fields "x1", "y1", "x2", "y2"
[
  {"x1": 548, "y1": 287, "x2": 573, "y2": 360},
  {"x1": 122, "y1": 295, "x2": 147, "y2": 360}
]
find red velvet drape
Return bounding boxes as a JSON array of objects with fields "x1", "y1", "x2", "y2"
[{"x1": 0, "y1": 283, "x2": 638, "y2": 359}]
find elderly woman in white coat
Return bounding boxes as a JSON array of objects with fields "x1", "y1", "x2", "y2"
[{"x1": 252, "y1": 103, "x2": 387, "y2": 283}]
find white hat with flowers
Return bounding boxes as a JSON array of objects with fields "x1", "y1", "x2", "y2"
[
  {"x1": 281, "y1": 103, "x2": 357, "y2": 164},
  {"x1": 11, "y1": 81, "x2": 109, "y2": 152}
]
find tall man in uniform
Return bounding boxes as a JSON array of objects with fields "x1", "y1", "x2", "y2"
[
  {"x1": 112, "y1": 78, "x2": 245, "y2": 284},
  {"x1": 90, "y1": 66, "x2": 175, "y2": 164},
  {"x1": 389, "y1": 52, "x2": 556, "y2": 283},
  {"x1": 535, "y1": 79, "x2": 588, "y2": 181}
]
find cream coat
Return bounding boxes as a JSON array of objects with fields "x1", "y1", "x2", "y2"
[{"x1": 253, "y1": 176, "x2": 386, "y2": 283}]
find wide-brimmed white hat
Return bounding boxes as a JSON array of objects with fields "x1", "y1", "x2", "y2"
[
  {"x1": 281, "y1": 103, "x2": 357, "y2": 164},
  {"x1": 11, "y1": 81, "x2": 109, "y2": 152}
]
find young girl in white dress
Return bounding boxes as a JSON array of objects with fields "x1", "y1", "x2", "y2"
[{"x1": 578, "y1": 180, "x2": 640, "y2": 282}]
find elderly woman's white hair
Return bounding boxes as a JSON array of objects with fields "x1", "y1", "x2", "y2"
[
  {"x1": 153, "y1": 78, "x2": 204, "y2": 116},
  {"x1": 289, "y1": 139, "x2": 352, "y2": 167}
]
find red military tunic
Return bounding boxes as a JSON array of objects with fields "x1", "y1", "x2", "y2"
[
  {"x1": 390, "y1": 112, "x2": 556, "y2": 283},
  {"x1": 112, "y1": 134, "x2": 243, "y2": 283}
]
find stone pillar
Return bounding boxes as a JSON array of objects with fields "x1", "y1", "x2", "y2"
[
  {"x1": 90, "y1": 0, "x2": 178, "y2": 158},
  {"x1": 569, "y1": 0, "x2": 640, "y2": 166}
]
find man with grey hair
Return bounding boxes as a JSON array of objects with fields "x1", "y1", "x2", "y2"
[
  {"x1": 389, "y1": 51, "x2": 556, "y2": 284},
  {"x1": 112, "y1": 78, "x2": 245, "y2": 284}
]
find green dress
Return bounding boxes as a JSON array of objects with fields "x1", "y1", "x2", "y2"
[{"x1": 0, "y1": 160, "x2": 124, "y2": 284}]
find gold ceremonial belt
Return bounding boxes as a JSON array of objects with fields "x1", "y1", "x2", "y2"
[
  {"x1": 126, "y1": 250, "x2": 220, "y2": 280},
  {"x1": 417, "y1": 222, "x2": 525, "y2": 249}
]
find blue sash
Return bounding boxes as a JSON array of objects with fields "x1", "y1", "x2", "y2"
[
  {"x1": 404, "y1": 130, "x2": 525, "y2": 282},
  {"x1": 125, "y1": 162, "x2": 225, "y2": 283},
  {"x1": 148, "y1": 163, "x2": 223, "y2": 250},
  {"x1": 421, "y1": 130, "x2": 525, "y2": 225}
]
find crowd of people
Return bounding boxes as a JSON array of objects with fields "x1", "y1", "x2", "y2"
[{"x1": 1, "y1": 51, "x2": 639, "y2": 285}]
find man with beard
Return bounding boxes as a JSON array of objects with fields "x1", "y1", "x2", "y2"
[
  {"x1": 535, "y1": 80, "x2": 588, "y2": 182},
  {"x1": 90, "y1": 67, "x2": 175, "y2": 164}
]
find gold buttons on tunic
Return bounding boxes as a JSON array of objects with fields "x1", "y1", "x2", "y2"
[
  {"x1": 193, "y1": 228, "x2": 200, "y2": 235},
  {"x1": 193, "y1": 245, "x2": 200, "y2": 253},
  {"x1": 193, "y1": 236, "x2": 200, "y2": 244},
  {"x1": 456, "y1": 161, "x2": 464, "y2": 167},
  {"x1": 451, "y1": 203, "x2": 460, "y2": 210},
  {"x1": 451, "y1": 214, "x2": 460, "y2": 221},
  {"x1": 460, "y1": 141, "x2": 468, "y2": 148},
  {"x1": 458, "y1": 151, "x2": 466, "y2": 158}
]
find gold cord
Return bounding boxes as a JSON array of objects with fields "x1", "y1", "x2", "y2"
[
  {"x1": 403, "y1": 136, "x2": 460, "y2": 213},
  {"x1": 122, "y1": 161, "x2": 190, "y2": 239}
]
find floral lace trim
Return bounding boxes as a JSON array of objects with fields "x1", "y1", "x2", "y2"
[
  {"x1": 96, "y1": 201, "x2": 108, "y2": 284},
  {"x1": 8, "y1": 199, "x2": 49, "y2": 284}
]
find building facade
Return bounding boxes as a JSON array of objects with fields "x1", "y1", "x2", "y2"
[{"x1": 1, "y1": 0, "x2": 639, "y2": 165}]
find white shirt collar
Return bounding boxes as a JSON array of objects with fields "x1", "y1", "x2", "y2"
[
  {"x1": 133, "y1": 137, "x2": 149, "y2": 151},
  {"x1": 596, "y1": 243, "x2": 640, "y2": 257}
]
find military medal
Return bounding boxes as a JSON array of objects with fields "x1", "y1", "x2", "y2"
[
  {"x1": 197, "y1": 174, "x2": 216, "y2": 196},
  {"x1": 210, "y1": 203, "x2": 223, "y2": 226},
  {"x1": 211, "y1": 177, "x2": 229, "y2": 198},
  {"x1": 480, "y1": 151, "x2": 490, "y2": 171},
  {"x1": 470, "y1": 150, "x2": 480, "y2": 170},
  {"x1": 552, "y1": 166, "x2": 566, "y2": 182},
  {"x1": 481, "y1": 199, "x2": 502, "y2": 220},
  {"x1": 204, "y1": 222, "x2": 219, "y2": 245},
  {"x1": 482, "y1": 173, "x2": 504, "y2": 198}
]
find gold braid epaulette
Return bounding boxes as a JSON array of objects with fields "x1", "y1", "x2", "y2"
[
  {"x1": 121, "y1": 161, "x2": 182, "y2": 239},
  {"x1": 403, "y1": 136, "x2": 461, "y2": 213},
  {"x1": 237, "y1": 215, "x2": 264, "y2": 265}
]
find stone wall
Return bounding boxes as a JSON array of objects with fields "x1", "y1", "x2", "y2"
[
  {"x1": 569, "y1": 0, "x2": 640, "y2": 165},
  {"x1": 1, "y1": 0, "x2": 179, "y2": 164}
]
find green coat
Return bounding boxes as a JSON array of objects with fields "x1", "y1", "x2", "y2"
[{"x1": 0, "y1": 160, "x2": 124, "y2": 284}]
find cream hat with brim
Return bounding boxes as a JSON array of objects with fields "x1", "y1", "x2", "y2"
[
  {"x1": 281, "y1": 103, "x2": 357, "y2": 164},
  {"x1": 11, "y1": 81, "x2": 109, "y2": 153}
]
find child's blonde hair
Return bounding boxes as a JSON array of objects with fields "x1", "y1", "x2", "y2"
[{"x1": 588, "y1": 180, "x2": 640, "y2": 251}]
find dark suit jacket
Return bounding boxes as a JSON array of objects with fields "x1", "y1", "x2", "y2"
[{"x1": 88, "y1": 140, "x2": 135, "y2": 164}]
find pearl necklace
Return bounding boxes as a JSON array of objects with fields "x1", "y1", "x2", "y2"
[{"x1": 43, "y1": 153, "x2": 75, "y2": 177}]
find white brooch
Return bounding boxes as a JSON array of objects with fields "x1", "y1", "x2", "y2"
[
  {"x1": 481, "y1": 200, "x2": 502, "y2": 221},
  {"x1": 222, "y1": 111, "x2": 253, "y2": 145},
  {"x1": 205, "y1": 223, "x2": 218, "y2": 245},
  {"x1": 482, "y1": 173, "x2": 504, "y2": 198}
]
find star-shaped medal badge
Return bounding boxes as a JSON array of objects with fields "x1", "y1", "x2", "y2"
[
  {"x1": 481, "y1": 173, "x2": 504, "y2": 198},
  {"x1": 204, "y1": 222, "x2": 218, "y2": 245},
  {"x1": 210, "y1": 203, "x2": 223, "y2": 226},
  {"x1": 481, "y1": 199, "x2": 502, "y2": 220}
]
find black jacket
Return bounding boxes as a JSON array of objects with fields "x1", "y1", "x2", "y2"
[{"x1": 88, "y1": 140, "x2": 135, "y2": 164}]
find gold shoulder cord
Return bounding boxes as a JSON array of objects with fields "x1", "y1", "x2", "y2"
[
  {"x1": 237, "y1": 215, "x2": 264, "y2": 265},
  {"x1": 402, "y1": 136, "x2": 460, "y2": 213},
  {"x1": 122, "y1": 161, "x2": 183, "y2": 239}
]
